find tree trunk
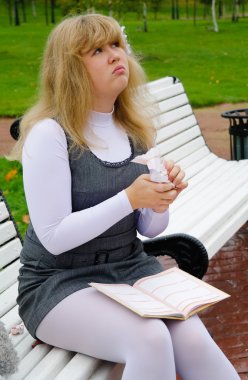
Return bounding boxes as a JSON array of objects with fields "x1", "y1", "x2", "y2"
[
  {"x1": 212, "y1": 0, "x2": 219, "y2": 31},
  {"x1": 20, "y1": 0, "x2": 26, "y2": 22},
  {"x1": 14, "y1": 0, "x2": 20, "y2": 26},
  {"x1": 193, "y1": 0, "x2": 196, "y2": 25},
  {"x1": 185, "y1": 0, "x2": 189, "y2": 19},
  {"x1": 8, "y1": 0, "x2": 12, "y2": 25},
  {"x1": 32, "y1": 0, "x2": 36, "y2": 17},
  {"x1": 175, "y1": 0, "x2": 179, "y2": 19},
  {"x1": 171, "y1": 0, "x2": 175, "y2": 19},
  {"x1": 51, "y1": 0, "x2": 55, "y2": 24},
  {"x1": 143, "y1": 2, "x2": 148, "y2": 32},
  {"x1": 44, "y1": 0, "x2": 48, "y2": 25}
]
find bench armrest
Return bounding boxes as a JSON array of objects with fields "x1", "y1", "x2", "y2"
[{"x1": 143, "y1": 233, "x2": 209, "y2": 279}]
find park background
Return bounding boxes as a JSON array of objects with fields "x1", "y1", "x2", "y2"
[
  {"x1": 0, "y1": 2, "x2": 248, "y2": 378},
  {"x1": 1, "y1": 0, "x2": 248, "y2": 236}
]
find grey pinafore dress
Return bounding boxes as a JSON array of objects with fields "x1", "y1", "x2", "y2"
[{"x1": 17, "y1": 138, "x2": 164, "y2": 338}]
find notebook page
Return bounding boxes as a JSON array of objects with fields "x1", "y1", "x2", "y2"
[
  {"x1": 134, "y1": 268, "x2": 229, "y2": 315},
  {"x1": 90, "y1": 283, "x2": 178, "y2": 317}
]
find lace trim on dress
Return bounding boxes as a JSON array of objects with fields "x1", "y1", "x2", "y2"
[{"x1": 89, "y1": 137, "x2": 134, "y2": 168}]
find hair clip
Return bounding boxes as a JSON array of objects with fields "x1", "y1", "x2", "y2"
[{"x1": 120, "y1": 26, "x2": 132, "y2": 55}]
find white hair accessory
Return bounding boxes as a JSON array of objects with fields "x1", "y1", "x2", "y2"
[{"x1": 120, "y1": 26, "x2": 132, "y2": 55}]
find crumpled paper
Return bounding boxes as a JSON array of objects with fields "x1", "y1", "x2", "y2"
[{"x1": 132, "y1": 147, "x2": 169, "y2": 183}]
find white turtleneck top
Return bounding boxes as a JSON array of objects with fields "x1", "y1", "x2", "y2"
[{"x1": 22, "y1": 111, "x2": 169, "y2": 255}]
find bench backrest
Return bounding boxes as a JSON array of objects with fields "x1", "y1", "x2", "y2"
[{"x1": 150, "y1": 77, "x2": 210, "y2": 178}]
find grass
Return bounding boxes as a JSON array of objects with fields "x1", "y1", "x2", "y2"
[
  {"x1": 0, "y1": 17, "x2": 248, "y2": 116},
  {"x1": 1, "y1": 12, "x2": 248, "y2": 237},
  {"x1": 0, "y1": 158, "x2": 28, "y2": 237}
]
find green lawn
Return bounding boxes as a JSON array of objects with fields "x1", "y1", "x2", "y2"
[
  {"x1": 0, "y1": 158, "x2": 28, "y2": 237},
  {"x1": 1, "y1": 14, "x2": 248, "y2": 237},
  {"x1": 0, "y1": 18, "x2": 248, "y2": 116}
]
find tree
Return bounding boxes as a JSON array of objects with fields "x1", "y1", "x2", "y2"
[
  {"x1": 31, "y1": 0, "x2": 37, "y2": 17},
  {"x1": 211, "y1": 0, "x2": 218, "y2": 31},
  {"x1": 143, "y1": 2, "x2": 148, "y2": 32},
  {"x1": 14, "y1": 0, "x2": 20, "y2": 25},
  {"x1": 5, "y1": 0, "x2": 13, "y2": 25},
  {"x1": 150, "y1": 0, "x2": 163, "y2": 19},
  {"x1": 232, "y1": 0, "x2": 239, "y2": 21},
  {"x1": 20, "y1": 0, "x2": 27, "y2": 22},
  {"x1": 51, "y1": 0, "x2": 56, "y2": 23}
]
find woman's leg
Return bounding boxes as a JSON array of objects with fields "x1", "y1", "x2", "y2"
[
  {"x1": 36, "y1": 288, "x2": 177, "y2": 380},
  {"x1": 165, "y1": 315, "x2": 240, "y2": 380}
]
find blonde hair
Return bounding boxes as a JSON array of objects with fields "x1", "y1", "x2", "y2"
[{"x1": 9, "y1": 13, "x2": 156, "y2": 162}]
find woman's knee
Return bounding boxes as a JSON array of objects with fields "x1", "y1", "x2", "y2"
[{"x1": 129, "y1": 318, "x2": 173, "y2": 353}]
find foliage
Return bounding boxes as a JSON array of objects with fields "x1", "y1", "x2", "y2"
[{"x1": 0, "y1": 158, "x2": 28, "y2": 237}]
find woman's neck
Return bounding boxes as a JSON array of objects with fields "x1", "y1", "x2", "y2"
[{"x1": 92, "y1": 96, "x2": 116, "y2": 113}]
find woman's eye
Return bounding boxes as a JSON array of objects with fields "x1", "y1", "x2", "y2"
[
  {"x1": 93, "y1": 47, "x2": 102, "y2": 55},
  {"x1": 112, "y1": 42, "x2": 119, "y2": 48}
]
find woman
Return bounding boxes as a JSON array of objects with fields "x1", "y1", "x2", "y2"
[{"x1": 11, "y1": 14, "x2": 239, "y2": 380}]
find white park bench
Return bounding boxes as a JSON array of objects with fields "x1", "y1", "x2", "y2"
[{"x1": 1, "y1": 76, "x2": 248, "y2": 379}]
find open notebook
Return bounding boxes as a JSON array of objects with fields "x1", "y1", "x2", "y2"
[{"x1": 90, "y1": 267, "x2": 230, "y2": 320}]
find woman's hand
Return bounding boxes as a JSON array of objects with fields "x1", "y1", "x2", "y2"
[
  {"x1": 164, "y1": 159, "x2": 188, "y2": 192},
  {"x1": 125, "y1": 161, "x2": 188, "y2": 213},
  {"x1": 151, "y1": 160, "x2": 188, "y2": 213},
  {"x1": 125, "y1": 174, "x2": 178, "y2": 211}
]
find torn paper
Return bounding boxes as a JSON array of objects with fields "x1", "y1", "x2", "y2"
[{"x1": 132, "y1": 147, "x2": 169, "y2": 183}]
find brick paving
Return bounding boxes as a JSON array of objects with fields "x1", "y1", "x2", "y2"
[{"x1": 1, "y1": 106, "x2": 248, "y2": 378}]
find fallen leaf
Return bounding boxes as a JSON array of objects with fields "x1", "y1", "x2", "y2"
[
  {"x1": 5, "y1": 169, "x2": 18, "y2": 182},
  {"x1": 22, "y1": 214, "x2": 30, "y2": 224}
]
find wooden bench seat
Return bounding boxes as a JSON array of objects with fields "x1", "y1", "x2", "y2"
[{"x1": 1, "y1": 76, "x2": 247, "y2": 379}]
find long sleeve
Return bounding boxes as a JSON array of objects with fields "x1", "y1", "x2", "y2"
[
  {"x1": 136, "y1": 208, "x2": 169, "y2": 238},
  {"x1": 22, "y1": 117, "x2": 170, "y2": 256},
  {"x1": 22, "y1": 119, "x2": 133, "y2": 255}
]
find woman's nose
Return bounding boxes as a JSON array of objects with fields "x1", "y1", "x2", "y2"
[{"x1": 108, "y1": 48, "x2": 120, "y2": 63}]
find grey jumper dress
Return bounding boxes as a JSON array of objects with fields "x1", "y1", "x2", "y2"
[{"x1": 17, "y1": 138, "x2": 164, "y2": 338}]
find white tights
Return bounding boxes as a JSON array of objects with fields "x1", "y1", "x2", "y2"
[{"x1": 36, "y1": 288, "x2": 240, "y2": 380}]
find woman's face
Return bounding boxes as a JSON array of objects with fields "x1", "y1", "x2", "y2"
[{"x1": 82, "y1": 41, "x2": 129, "y2": 110}]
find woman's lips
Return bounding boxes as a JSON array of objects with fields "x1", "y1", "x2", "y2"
[{"x1": 112, "y1": 65, "x2": 125, "y2": 74}]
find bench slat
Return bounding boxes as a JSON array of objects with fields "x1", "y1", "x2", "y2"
[
  {"x1": 158, "y1": 94, "x2": 188, "y2": 114},
  {"x1": 156, "y1": 114, "x2": 197, "y2": 143},
  {"x1": 180, "y1": 152, "x2": 218, "y2": 179},
  {"x1": 0, "y1": 220, "x2": 17, "y2": 245},
  {"x1": 205, "y1": 201, "x2": 248, "y2": 257},
  {"x1": 1, "y1": 304, "x2": 21, "y2": 331},
  {"x1": 151, "y1": 82, "x2": 185, "y2": 102},
  {"x1": 10, "y1": 327, "x2": 29, "y2": 348},
  {"x1": 165, "y1": 165, "x2": 248, "y2": 236},
  {"x1": 158, "y1": 93, "x2": 188, "y2": 114},
  {"x1": 89, "y1": 362, "x2": 114, "y2": 380},
  {"x1": 164, "y1": 136, "x2": 207, "y2": 164},
  {"x1": 171, "y1": 160, "x2": 236, "y2": 212},
  {"x1": 155, "y1": 105, "x2": 193, "y2": 128},
  {"x1": 175, "y1": 146, "x2": 210, "y2": 169},
  {"x1": 0, "y1": 281, "x2": 18, "y2": 316},
  {"x1": 54, "y1": 354, "x2": 101, "y2": 380},
  {"x1": 171, "y1": 162, "x2": 248, "y2": 218},
  {"x1": 14, "y1": 334, "x2": 36, "y2": 360},
  {"x1": 0, "y1": 238, "x2": 22, "y2": 269},
  {"x1": 0, "y1": 259, "x2": 21, "y2": 294},
  {"x1": 9, "y1": 344, "x2": 52, "y2": 380},
  {"x1": 146, "y1": 76, "x2": 174, "y2": 92},
  {"x1": 24, "y1": 348, "x2": 74, "y2": 380},
  {"x1": 0, "y1": 201, "x2": 9, "y2": 222},
  {"x1": 158, "y1": 125, "x2": 201, "y2": 156}
]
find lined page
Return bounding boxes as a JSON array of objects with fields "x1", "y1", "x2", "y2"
[
  {"x1": 90, "y1": 283, "x2": 179, "y2": 317},
  {"x1": 134, "y1": 268, "x2": 229, "y2": 315}
]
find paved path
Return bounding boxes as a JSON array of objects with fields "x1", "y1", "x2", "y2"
[{"x1": 1, "y1": 104, "x2": 248, "y2": 378}]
